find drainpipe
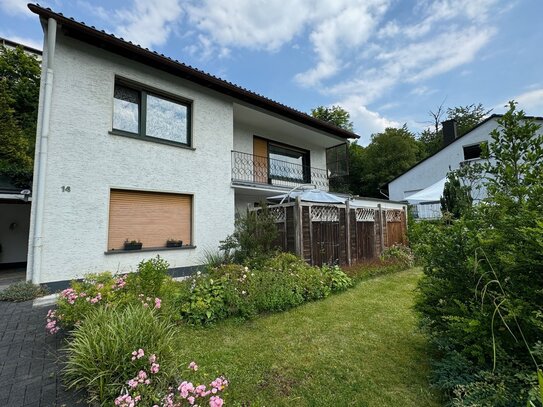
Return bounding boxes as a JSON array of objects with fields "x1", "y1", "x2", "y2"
[{"x1": 29, "y1": 18, "x2": 57, "y2": 284}]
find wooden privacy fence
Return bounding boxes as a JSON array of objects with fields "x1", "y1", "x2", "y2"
[{"x1": 262, "y1": 199, "x2": 407, "y2": 267}]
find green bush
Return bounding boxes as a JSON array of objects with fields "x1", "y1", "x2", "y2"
[
  {"x1": 414, "y1": 103, "x2": 543, "y2": 406},
  {"x1": 63, "y1": 304, "x2": 179, "y2": 404},
  {"x1": 380, "y1": 244, "x2": 415, "y2": 269},
  {"x1": 0, "y1": 281, "x2": 48, "y2": 302},
  {"x1": 178, "y1": 253, "x2": 353, "y2": 324},
  {"x1": 126, "y1": 256, "x2": 170, "y2": 298}
]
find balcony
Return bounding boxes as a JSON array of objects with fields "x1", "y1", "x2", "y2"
[{"x1": 231, "y1": 150, "x2": 329, "y2": 190}]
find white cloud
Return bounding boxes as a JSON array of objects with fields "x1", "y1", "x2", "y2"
[
  {"x1": 338, "y1": 96, "x2": 400, "y2": 145},
  {"x1": 0, "y1": 0, "x2": 31, "y2": 17},
  {"x1": 495, "y1": 89, "x2": 543, "y2": 116},
  {"x1": 114, "y1": 0, "x2": 183, "y2": 48}
]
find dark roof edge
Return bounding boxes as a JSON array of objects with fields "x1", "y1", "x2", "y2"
[
  {"x1": 0, "y1": 36, "x2": 42, "y2": 55},
  {"x1": 28, "y1": 4, "x2": 359, "y2": 140},
  {"x1": 383, "y1": 113, "x2": 543, "y2": 187}
]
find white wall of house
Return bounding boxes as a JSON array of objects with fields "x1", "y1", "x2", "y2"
[
  {"x1": 30, "y1": 33, "x2": 236, "y2": 283},
  {"x1": 389, "y1": 119, "x2": 499, "y2": 201},
  {"x1": 0, "y1": 203, "x2": 31, "y2": 264}
]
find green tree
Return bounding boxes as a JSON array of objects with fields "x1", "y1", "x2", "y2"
[
  {"x1": 440, "y1": 172, "x2": 472, "y2": 218},
  {"x1": 357, "y1": 126, "x2": 421, "y2": 198},
  {"x1": 0, "y1": 45, "x2": 40, "y2": 187},
  {"x1": 414, "y1": 101, "x2": 543, "y2": 406},
  {"x1": 310, "y1": 105, "x2": 354, "y2": 132},
  {"x1": 419, "y1": 103, "x2": 491, "y2": 157},
  {"x1": 0, "y1": 82, "x2": 33, "y2": 187}
]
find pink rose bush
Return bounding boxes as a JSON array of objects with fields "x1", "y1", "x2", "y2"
[{"x1": 115, "y1": 352, "x2": 228, "y2": 407}]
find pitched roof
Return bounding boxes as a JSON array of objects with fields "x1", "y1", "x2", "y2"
[
  {"x1": 384, "y1": 113, "x2": 543, "y2": 187},
  {"x1": 28, "y1": 4, "x2": 359, "y2": 140}
]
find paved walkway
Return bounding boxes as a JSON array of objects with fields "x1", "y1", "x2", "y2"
[{"x1": 0, "y1": 300, "x2": 86, "y2": 406}]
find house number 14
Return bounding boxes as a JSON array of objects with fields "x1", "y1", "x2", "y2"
[{"x1": 61, "y1": 186, "x2": 71, "y2": 192}]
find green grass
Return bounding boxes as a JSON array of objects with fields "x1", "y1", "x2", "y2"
[{"x1": 173, "y1": 268, "x2": 441, "y2": 406}]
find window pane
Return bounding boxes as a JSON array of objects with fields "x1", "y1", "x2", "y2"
[
  {"x1": 146, "y1": 94, "x2": 188, "y2": 144},
  {"x1": 269, "y1": 145, "x2": 306, "y2": 180},
  {"x1": 113, "y1": 84, "x2": 140, "y2": 133}
]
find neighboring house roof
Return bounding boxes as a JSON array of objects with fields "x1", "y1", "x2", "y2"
[
  {"x1": 384, "y1": 113, "x2": 543, "y2": 187},
  {"x1": 28, "y1": 4, "x2": 359, "y2": 141},
  {"x1": 0, "y1": 36, "x2": 42, "y2": 56}
]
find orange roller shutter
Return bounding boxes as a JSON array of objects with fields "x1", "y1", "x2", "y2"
[{"x1": 108, "y1": 190, "x2": 192, "y2": 250}]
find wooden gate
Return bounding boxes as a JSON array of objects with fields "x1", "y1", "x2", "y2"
[
  {"x1": 354, "y1": 207, "x2": 375, "y2": 261},
  {"x1": 310, "y1": 206, "x2": 340, "y2": 266},
  {"x1": 386, "y1": 209, "x2": 406, "y2": 246}
]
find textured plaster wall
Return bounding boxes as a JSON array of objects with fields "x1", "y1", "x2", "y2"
[{"x1": 33, "y1": 33, "x2": 235, "y2": 283}]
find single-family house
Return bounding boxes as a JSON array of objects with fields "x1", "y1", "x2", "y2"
[
  {"x1": 387, "y1": 115, "x2": 543, "y2": 219},
  {"x1": 25, "y1": 5, "x2": 359, "y2": 287}
]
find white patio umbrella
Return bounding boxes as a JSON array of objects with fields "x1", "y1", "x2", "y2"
[{"x1": 268, "y1": 189, "x2": 345, "y2": 204}]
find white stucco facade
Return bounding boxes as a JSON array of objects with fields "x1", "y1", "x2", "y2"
[
  {"x1": 388, "y1": 118, "x2": 543, "y2": 202},
  {"x1": 29, "y1": 33, "x2": 236, "y2": 283}
]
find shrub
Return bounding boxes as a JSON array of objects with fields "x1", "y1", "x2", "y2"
[
  {"x1": 178, "y1": 272, "x2": 228, "y2": 325},
  {"x1": 179, "y1": 253, "x2": 353, "y2": 324},
  {"x1": 322, "y1": 264, "x2": 353, "y2": 292},
  {"x1": 342, "y1": 259, "x2": 407, "y2": 283},
  {"x1": 380, "y1": 244, "x2": 415, "y2": 269},
  {"x1": 415, "y1": 103, "x2": 543, "y2": 406},
  {"x1": 222, "y1": 203, "x2": 279, "y2": 265},
  {"x1": 0, "y1": 281, "x2": 48, "y2": 302},
  {"x1": 127, "y1": 256, "x2": 170, "y2": 298},
  {"x1": 63, "y1": 304, "x2": 180, "y2": 404}
]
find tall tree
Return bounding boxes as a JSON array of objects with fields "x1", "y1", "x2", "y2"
[
  {"x1": 0, "y1": 45, "x2": 40, "y2": 187},
  {"x1": 357, "y1": 126, "x2": 421, "y2": 198},
  {"x1": 419, "y1": 102, "x2": 492, "y2": 157},
  {"x1": 310, "y1": 105, "x2": 354, "y2": 132}
]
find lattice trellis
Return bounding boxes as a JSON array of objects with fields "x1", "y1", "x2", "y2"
[
  {"x1": 355, "y1": 207, "x2": 375, "y2": 222},
  {"x1": 269, "y1": 206, "x2": 286, "y2": 223},
  {"x1": 311, "y1": 206, "x2": 339, "y2": 222},
  {"x1": 386, "y1": 209, "x2": 402, "y2": 222}
]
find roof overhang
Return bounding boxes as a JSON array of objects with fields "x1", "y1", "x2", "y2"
[{"x1": 28, "y1": 4, "x2": 359, "y2": 141}]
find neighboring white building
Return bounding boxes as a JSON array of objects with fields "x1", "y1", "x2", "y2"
[
  {"x1": 387, "y1": 115, "x2": 543, "y2": 219},
  {"x1": 26, "y1": 5, "x2": 357, "y2": 286}
]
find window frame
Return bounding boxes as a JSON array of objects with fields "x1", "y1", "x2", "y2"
[{"x1": 111, "y1": 77, "x2": 193, "y2": 148}]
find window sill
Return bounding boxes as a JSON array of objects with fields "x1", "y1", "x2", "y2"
[
  {"x1": 105, "y1": 245, "x2": 196, "y2": 255},
  {"x1": 109, "y1": 130, "x2": 195, "y2": 150}
]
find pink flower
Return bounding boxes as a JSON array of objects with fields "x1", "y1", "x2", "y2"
[
  {"x1": 178, "y1": 381, "x2": 195, "y2": 398},
  {"x1": 137, "y1": 370, "x2": 147, "y2": 382},
  {"x1": 131, "y1": 349, "x2": 144, "y2": 361},
  {"x1": 90, "y1": 293, "x2": 102, "y2": 304},
  {"x1": 154, "y1": 297, "x2": 162, "y2": 309},
  {"x1": 150, "y1": 363, "x2": 160, "y2": 374},
  {"x1": 188, "y1": 361, "x2": 198, "y2": 371},
  {"x1": 187, "y1": 396, "x2": 195, "y2": 405},
  {"x1": 127, "y1": 379, "x2": 138, "y2": 389},
  {"x1": 209, "y1": 396, "x2": 224, "y2": 407},
  {"x1": 149, "y1": 354, "x2": 157, "y2": 364}
]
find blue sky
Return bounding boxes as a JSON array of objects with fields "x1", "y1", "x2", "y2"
[{"x1": 0, "y1": 0, "x2": 542, "y2": 145}]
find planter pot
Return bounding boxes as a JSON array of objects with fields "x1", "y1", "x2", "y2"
[
  {"x1": 166, "y1": 241, "x2": 183, "y2": 248},
  {"x1": 124, "y1": 242, "x2": 143, "y2": 250}
]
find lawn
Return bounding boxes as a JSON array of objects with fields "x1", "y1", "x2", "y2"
[{"x1": 173, "y1": 268, "x2": 441, "y2": 406}]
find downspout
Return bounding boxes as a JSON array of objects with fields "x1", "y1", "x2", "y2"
[{"x1": 29, "y1": 18, "x2": 57, "y2": 284}]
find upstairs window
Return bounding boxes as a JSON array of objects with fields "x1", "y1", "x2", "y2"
[
  {"x1": 113, "y1": 81, "x2": 191, "y2": 146},
  {"x1": 463, "y1": 143, "x2": 482, "y2": 160}
]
